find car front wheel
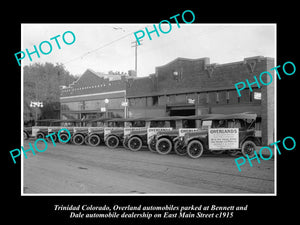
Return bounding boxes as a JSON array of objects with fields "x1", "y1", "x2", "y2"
[
  {"x1": 73, "y1": 134, "x2": 85, "y2": 145},
  {"x1": 105, "y1": 136, "x2": 119, "y2": 149},
  {"x1": 128, "y1": 137, "x2": 142, "y2": 151},
  {"x1": 174, "y1": 141, "x2": 187, "y2": 156},
  {"x1": 156, "y1": 138, "x2": 173, "y2": 155},
  {"x1": 241, "y1": 140, "x2": 256, "y2": 157},
  {"x1": 187, "y1": 140, "x2": 204, "y2": 159},
  {"x1": 88, "y1": 134, "x2": 101, "y2": 146}
]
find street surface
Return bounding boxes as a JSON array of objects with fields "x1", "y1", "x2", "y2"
[{"x1": 23, "y1": 140, "x2": 274, "y2": 194}]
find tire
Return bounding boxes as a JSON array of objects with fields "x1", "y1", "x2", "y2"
[
  {"x1": 174, "y1": 141, "x2": 187, "y2": 156},
  {"x1": 156, "y1": 138, "x2": 173, "y2": 155},
  {"x1": 105, "y1": 135, "x2": 119, "y2": 149},
  {"x1": 36, "y1": 132, "x2": 45, "y2": 139},
  {"x1": 187, "y1": 140, "x2": 204, "y2": 159},
  {"x1": 241, "y1": 140, "x2": 256, "y2": 157},
  {"x1": 23, "y1": 131, "x2": 29, "y2": 140},
  {"x1": 58, "y1": 133, "x2": 70, "y2": 144},
  {"x1": 46, "y1": 133, "x2": 57, "y2": 142},
  {"x1": 148, "y1": 139, "x2": 157, "y2": 153},
  {"x1": 73, "y1": 133, "x2": 85, "y2": 145},
  {"x1": 88, "y1": 134, "x2": 101, "y2": 146},
  {"x1": 123, "y1": 140, "x2": 129, "y2": 149},
  {"x1": 128, "y1": 137, "x2": 143, "y2": 152},
  {"x1": 84, "y1": 135, "x2": 90, "y2": 145}
]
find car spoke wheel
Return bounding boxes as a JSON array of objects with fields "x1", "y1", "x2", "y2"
[
  {"x1": 58, "y1": 133, "x2": 70, "y2": 144},
  {"x1": 105, "y1": 136, "x2": 119, "y2": 149},
  {"x1": 156, "y1": 138, "x2": 172, "y2": 155},
  {"x1": 148, "y1": 139, "x2": 157, "y2": 152},
  {"x1": 123, "y1": 140, "x2": 129, "y2": 149},
  {"x1": 128, "y1": 137, "x2": 142, "y2": 152},
  {"x1": 174, "y1": 141, "x2": 187, "y2": 156},
  {"x1": 241, "y1": 140, "x2": 256, "y2": 157},
  {"x1": 73, "y1": 134, "x2": 85, "y2": 145},
  {"x1": 23, "y1": 131, "x2": 29, "y2": 140},
  {"x1": 46, "y1": 134, "x2": 57, "y2": 142},
  {"x1": 36, "y1": 132, "x2": 45, "y2": 139},
  {"x1": 88, "y1": 134, "x2": 101, "y2": 146},
  {"x1": 187, "y1": 140, "x2": 204, "y2": 159}
]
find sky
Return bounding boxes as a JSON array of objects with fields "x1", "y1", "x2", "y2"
[{"x1": 21, "y1": 23, "x2": 276, "y2": 77}]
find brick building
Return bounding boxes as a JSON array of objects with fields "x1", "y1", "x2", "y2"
[
  {"x1": 126, "y1": 56, "x2": 274, "y2": 145},
  {"x1": 60, "y1": 56, "x2": 274, "y2": 145},
  {"x1": 60, "y1": 69, "x2": 134, "y2": 120}
]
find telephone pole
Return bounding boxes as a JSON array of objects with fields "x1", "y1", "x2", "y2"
[{"x1": 131, "y1": 40, "x2": 142, "y2": 76}]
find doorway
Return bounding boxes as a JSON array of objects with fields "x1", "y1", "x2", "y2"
[{"x1": 169, "y1": 108, "x2": 195, "y2": 116}]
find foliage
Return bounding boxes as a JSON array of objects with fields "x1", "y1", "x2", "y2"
[{"x1": 23, "y1": 62, "x2": 77, "y2": 122}]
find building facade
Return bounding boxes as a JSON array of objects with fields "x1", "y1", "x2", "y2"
[
  {"x1": 60, "y1": 56, "x2": 274, "y2": 145},
  {"x1": 126, "y1": 56, "x2": 274, "y2": 145},
  {"x1": 60, "y1": 69, "x2": 132, "y2": 120}
]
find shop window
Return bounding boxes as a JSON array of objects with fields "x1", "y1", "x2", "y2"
[
  {"x1": 152, "y1": 96, "x2": 158, "y2": 106},
  {"x1": 206, "y1": 93, "x2": 209, "y2": 104},
  {"x1": 226, "y1": 91, "x2": 230, "y2": 104},
  {"x1": 216, "y1": 92, "x2": 219, "y2": 104}
]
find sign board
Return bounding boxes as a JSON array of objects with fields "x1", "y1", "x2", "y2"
[
  {"x1": 147, "y1": 127, "x2": 172, "y2": 144},
  {"x1": 202, "y1": 120, "x2": 212, "y2": 129},
  {"x1": 121, "y1": 101, "x2": 128, "y2": 107},
  {"x1": 48, "y1": 126, "x2": 61, "y2": 133},
  {"x1": 100, "y1": 107, "x2": 106, "y2": 112},
  {"x1": 124, "y1": 127, "x2": 147, "y2": 138},
  {"x1": 208, "y1": 128, "x2": 239, "y2": 150},
  {"x1": 254, "y1": 92, "x2": 261, "y2": 100},
  {"x1": 104, "y1": 127, "x2": 124, "y2": 140},
  {"x1": 32, "y1": 126, "x2": 45, "y2": 137},
  {"x1": 178, "y1": 128, "x2": 201, "y2": 137},
  {"x1": 89, "y1": 127, "x2": 104, "y2": 133}
]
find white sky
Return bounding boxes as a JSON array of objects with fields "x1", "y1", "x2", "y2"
[{"x1": 22, "y1": 23, "x2": 275, "y2": 77}]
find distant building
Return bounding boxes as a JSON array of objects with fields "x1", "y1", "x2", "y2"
[{"x1": 60, "y1": 69, "x2": 132, "y2": 119}]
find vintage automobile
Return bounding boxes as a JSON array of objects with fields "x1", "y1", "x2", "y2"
[
  {"x1": 86, "y1": 118, "x2": 110, "y2": 147},
  {"x1": 29, "y1": 119, "x2": 59, "y2": 139},
  {"x1": 105, "y1": 118, "x2": 153, "y2": 149},
  {"x1": 71, "y1": 118, "x2": 95, "y2": 145},
  {"x1": 52, "y1": 119, "x2": 82, "y2": 144},
  {"x1": 23, "y1": 127, "x2": 32, "y2": 140},
  {"x1": 104, "y1": 118, "x2": 128, "y2": 149},
  {"x1": 178, "y1": 113, "x2": 261, "y2": 159},
  {"x1": 155, "y1": 115, "x2": 207, "y2": 155},
  {"x1": 125, "y1": 116, "x2": 182, "y2": 152}
]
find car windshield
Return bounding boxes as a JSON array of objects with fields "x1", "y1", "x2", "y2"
[{"x1": 206, "y1": 119, "x2": 253, "y2": 129}]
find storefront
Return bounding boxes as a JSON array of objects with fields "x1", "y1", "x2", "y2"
[
  {"x1": 60, "y1": 56, "x2": 274, "y2": 145},
  {"x1": 60, "y1": 69, "x2": 129, "y2": 120},
  {"x1": 126, "y1": 56, "x2": 274, "y2": 145}
]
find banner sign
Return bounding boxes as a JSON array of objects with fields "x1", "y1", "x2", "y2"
[
  {"x1": 104, "y1": 127, "x2": 124, "y2": 140},
  {"x1": 208, "y1": 128, "x2": 239, "y2": 150},
  {"x1": 124, "y1": 127, "x2": 147, "y2": 138},
  {"x1": 178, "y1": 128, "x2": 201, "y2": 137},
  {"x1": 147, "y1": 127, "x2": 172, "y2": 144}
]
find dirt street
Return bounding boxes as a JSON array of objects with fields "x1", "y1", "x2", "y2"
[{"x1": 22, "y1": 140, "x2": 274, "y2": 194}]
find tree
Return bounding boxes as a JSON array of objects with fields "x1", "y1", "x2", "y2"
[{"x1": 23, "y1": 62, "x2": 77, "y2": 122}]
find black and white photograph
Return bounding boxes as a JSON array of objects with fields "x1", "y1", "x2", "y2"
[
  {"x1": 5, "y1": 6, "x2": 298, "y2": 224},
  {"x1": 21, "y1": 23, "x2": 276, "y2": 195}
]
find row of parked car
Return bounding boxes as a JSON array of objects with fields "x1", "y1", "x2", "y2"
[{"x1": 23, "y1": 113, "x2": 262, "y2": 158}]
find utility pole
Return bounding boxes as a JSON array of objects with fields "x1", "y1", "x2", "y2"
[{"x1": 131, "y1": 40, "x2": 142, "y2": 76}]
